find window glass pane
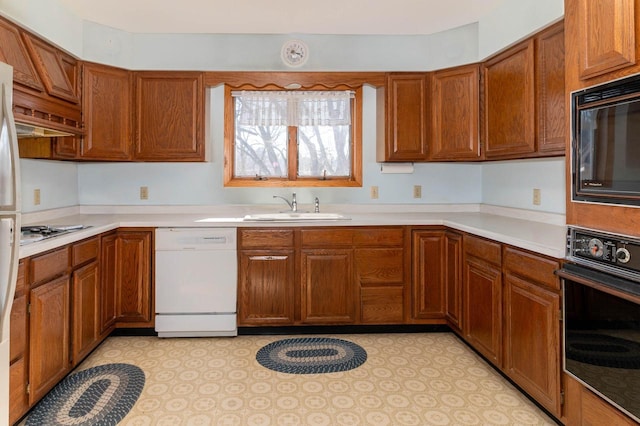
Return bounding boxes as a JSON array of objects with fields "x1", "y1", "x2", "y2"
[
  {"x1": 234, "y1": 97, "x2": 288, "y2": 177},
  {"x1": 298, "y1": 125, "x2": 351, "y2": 177}
]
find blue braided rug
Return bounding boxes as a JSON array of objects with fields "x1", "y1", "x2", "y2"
[
  {"x1": 26, "y1": 363, "x2": 145, "y2": 426},
  {"x1": 256, "y1": 337, "x2": 367, "y2": 374}
]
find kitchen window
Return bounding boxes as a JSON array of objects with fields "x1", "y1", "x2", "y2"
[{"x1": 223, "y1": 85, "x2": 362, "y2": 187}]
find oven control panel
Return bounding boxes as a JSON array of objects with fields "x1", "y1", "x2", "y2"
[{"x1": 568, "y1": 227, "x2": 640, "y2": 274}]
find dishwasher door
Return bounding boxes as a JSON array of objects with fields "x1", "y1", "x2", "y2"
[{"x1": 155, "y1": 227, "x2": 237, "y2": 337}]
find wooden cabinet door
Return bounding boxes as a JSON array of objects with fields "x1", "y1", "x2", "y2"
[
  {"x1": 431, "y1": 64, "x2": 480, "y2": 160},
  {"x1": 23, "y1": 33, "x2": 79, "y2": 103},
  {"x1": 71, "y1": 261, "x2": 101, "y2": 363},
  {"x1": 29, "y1": 275, "x2": 71, "y2": 404},
  {"x1": 0, "y1": 17, "x2": 43, "y2": 91},
  {"x1": 483, "y1": 39, "x2": 536, "y2": 159},
  {"x1": 115, "y1": 230, "x2": 152, "y2": 325},
  {"x1": 576, "y1": 0, "x2": 636, "y2": 79},
  {"x1": 301, "y1": 249, "x2": 355, "y2": 324},
  {"x1": 412, "y1": 230, "x2": 445, "y2": 319},
  {"x1": 463, "y1": 256, "x2": 502, "y2": 367},
  {"x1": 238, "y1": 250, "x2": 295, "y2": 325},
  {"x1": 378, "y1": 73, "x2": 429, "y2": 162},
  {"x1": 81, "y1": 63, "x2": 132, "y2": 160},
  {"x1": 504, "y1": 273, "x2": 561, "y2": 417},
  {"x1": 444, "y1": 231, "x2": 463, "y2": 331},
  {"x1": 100, "y1": 233, "x2": 117, "y2": 333},
  {"x1": 536, "y1": 22, "x2": 566, "y2": 155},
  {"x1": 134, "y1": 71, "x2": 204, "y2": 161},
  {"x1": 9, "y1": 261, "x2": 28, "y2": 425}
]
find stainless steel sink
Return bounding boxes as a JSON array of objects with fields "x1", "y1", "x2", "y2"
[{"x1": 243, "y1": 212, "x2": 349, "y2": 221}]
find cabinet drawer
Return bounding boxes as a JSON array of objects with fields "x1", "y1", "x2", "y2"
[
  {"x1": 464, "y1": 234, "x2": 501, "y2": 266},
  {"x1": 29, "y1": 246, "x2": 69, "y2": 285},
  {"x1": 301, "y1": 228, "x2": 353, "y2": 246},
  {"x1": 239, "y1": 229, "x2": 294, "y2": 249},
  {"x1": 361, "y1": 287, "x2": 404, "y2": 323},
  {"x1": 503, "y1": 246, "x2": 560, "y2": 290},
  {"x1": 72, "y1": 237, "x2": 99, "y2": 267},
  {"x1": 354, "y1": 227, "x2": 404, "y2": 246},
  {"x1": 355, "y1": 248, "x2": 404, "y2": 285}
]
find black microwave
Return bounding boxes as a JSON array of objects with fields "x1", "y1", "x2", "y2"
[{"x1": 572, "y1": 73, "x2": 640, "y2": 206}]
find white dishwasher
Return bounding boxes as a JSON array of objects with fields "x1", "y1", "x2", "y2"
[{"x1": 155, "y1": 227, "x2": 237, "y2": 337}]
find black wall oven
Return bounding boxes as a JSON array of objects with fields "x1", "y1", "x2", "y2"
[
  {"x1": 572, "y1": 72, "x2": 640, "y2": 206},
  {"x1": 559, "y1": 227, "x2": 640, "y2": 423}
]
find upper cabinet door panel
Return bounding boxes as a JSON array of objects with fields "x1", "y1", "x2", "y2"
[
  {"x1": 0, "y1": 18, "x2": 44, "y2": 91},
  {"x1": 81, "y1": 63, "x2": 132, "y2": 160},
  {"x1": 23, "y1": 34, "x2": 79, "y2": 104},
  {"x1": 134, "y1": 72, "x2": 204, "y2": 161},
  {"x1": 483, "y1": 39, "x2": 536, "y2": 158},
  {"x1": 431, "y1": 64, "x2": 480, "y2": 160},
  {"x1": 577, "y1": 0, "x2": 636, "y2": 80},
  {"x1": 378, "y1": 73, "x2": 429, "y2": 162},
  {"x1": 536, "y1": 21, "x2": 566, "y2": 155}
]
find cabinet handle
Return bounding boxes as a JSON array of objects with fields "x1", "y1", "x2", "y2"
[{"x1": 249, "y1": 255, "x2": 287, "y2": 261}]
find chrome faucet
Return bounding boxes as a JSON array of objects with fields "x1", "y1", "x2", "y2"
[
  {"x1": 273, "y1": 193, "x2": 297, "y2": 212},
  {"x1": 314, "y1": 197, "x2": 320, "y2": 213}
]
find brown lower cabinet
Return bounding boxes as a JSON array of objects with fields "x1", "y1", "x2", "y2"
[
  {"x1": 463, "y1": 235, "x2": 503, "y2": 367},
  {"x1": 9, "y1": 229, "x2": 153, "y2": 424},
  {"x1": 238, "y1": 227, "x2": 408, "y2": 326}
]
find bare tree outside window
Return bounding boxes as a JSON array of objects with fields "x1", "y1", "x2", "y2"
[{"x1": 233, "y1": 91, "x2": 352, "y2": 179}]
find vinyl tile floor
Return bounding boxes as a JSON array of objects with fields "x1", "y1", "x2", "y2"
[{"x1": 45, "y1": 332, "x2": 560, "y2": 425}]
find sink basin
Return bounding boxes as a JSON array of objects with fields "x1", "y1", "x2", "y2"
[{"x1": 243, "y1": 212, "x2": 350, "y2": 221}]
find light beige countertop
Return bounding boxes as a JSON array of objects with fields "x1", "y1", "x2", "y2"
[{"x1": 18, "y1": 204, "x2": 568, "y2": 259}]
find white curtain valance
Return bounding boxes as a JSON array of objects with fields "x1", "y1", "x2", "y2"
[{"x1": 233, "y1": 90, "x2": 353, "y2": 126}]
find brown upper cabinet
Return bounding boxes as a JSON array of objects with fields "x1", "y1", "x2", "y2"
[
  {"x1": 0, "y1": 16, "x2": 82, "y2": 135},
  {"x1": 0, "y1": 18, "x2": 44, "y2": 92},
  {"x1": 483, "y1": 39, "x2": 536, "y2": 159},
  {"x1": 430, "y1": 64, "x2": 481, "y2": 160},
  {"x1": 23, "y1": 33, "x2": 80, "y2": 104},
  {"x1": 483, "y1": 21, "x2": 565, "y2": 160},
  {"x1": 377, "y1": 73, "x2": 430, "y2": 162},
  {"x1": 574, "y1": 0, "x2": 636, "y2": 80},
  {"x1": 81, "y1": 62, "x2": 132, "y2": 160},
  {"x1": 134, "y1": 71, "x2": 205, "y2": 161}
]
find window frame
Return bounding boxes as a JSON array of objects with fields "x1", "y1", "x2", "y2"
[{"x1": 224, "y1": 83, "x2": 363, "y2": 187}]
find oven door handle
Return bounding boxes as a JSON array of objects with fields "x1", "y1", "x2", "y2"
[{"x1": 557, "y1": 264, "x2": 640, "y2": 304}]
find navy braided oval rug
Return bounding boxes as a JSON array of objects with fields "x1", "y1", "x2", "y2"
[
  {"x1": 26, "y1": 363, "x2": 145, "y2": 426},
  {"x1": 256, "y1": 337, "x2": 367, "y2": 374}
]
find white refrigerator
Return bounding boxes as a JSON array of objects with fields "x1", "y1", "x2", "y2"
[{"x1": 0, "y1": 61, "x2": 20, "y2": 426}]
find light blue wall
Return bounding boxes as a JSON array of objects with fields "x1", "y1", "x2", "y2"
[
  {"x1": 20, "y1": 160, "x2": 78, "y2": 213},
  {"x1": 77, "y1": 86, "x2": 484, "y2": 207},
  {"x1": 482, "y1": 158, "x2": 565, "y2": 213},
  {"x1": 6, "y1": 0, "x2": 567, "y2": 214}
]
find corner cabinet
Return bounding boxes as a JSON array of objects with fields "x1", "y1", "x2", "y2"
[
  {"x1": 133, "y1": 71, "x2": 205, "y2": 161},
  {"x1": 376, "y1": 73, "x2": 430, "y2": 162},
  {"x1": 483, "y1": 21, "x2": 565, "y2": 159},
  {"x1": 462, "y1": 234, "x2": 503, "y2": 367},
  {"x1": 430, "y1": 64, "x2": 481, "y2": 160}
]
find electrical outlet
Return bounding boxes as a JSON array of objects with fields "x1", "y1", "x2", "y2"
[
  {"x1": 413, "y1": 185, "x2": 422, "y2": 199},
  {"x1": 533, "y1": 188, "x2": 541, "y2": 205},
  {"x1": 370, "y1": 186, "x2": 379, "y2": 199},
  {"x1": 140, "y1": 186, "x2": 149, "y2": 200},
  {"x1": 34, "y1": 188, "x2": 41, "y2": 205}
]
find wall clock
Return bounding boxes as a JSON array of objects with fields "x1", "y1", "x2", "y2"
[{"x1": 281, "y1": 40, "x2": 309, "y2": 67}]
